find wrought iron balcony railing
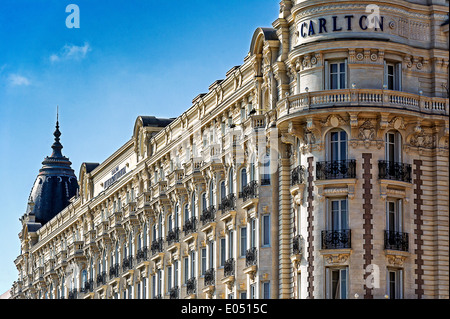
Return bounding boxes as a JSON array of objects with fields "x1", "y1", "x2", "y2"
[
  {"x1": 204, "y1": 268, "x2": 215, "y2": 286},
  {"x1": 166, "y1": 228, "x2": 180, "y2": 245},
  {"x1": 291, "y1": 165, "x2": 306, "y2": 185},
  {"x1": 96, "y1": 272, "x2": 106, "y2": 286},
  {"x1": 200, "y1": 206, "x2": 216, "y2": 226},
  {"x1": 68, "y1": 289, "x2": 77, "y2": 299},
  {"x1": 109, "y1": 263, "x2": 119, "y2": 280},
  {"x1": 316, "y1": 160, "x2": 356, "y2": 180},
  {"x1": 239, "y1": 180, "x2": 258, "y2": 202},
  {"x1": 245, "y1": 247, "x2": 258, "y2": 267},
  {"x1": 378, "y1": 161, "x2": 412, "y2": 183},
  {"x1": 183, "y1": 217, "x2": 197, "y2": 236},
  {"x1": 151, "y1": 238, "x2": 164, "y2": 255},
  {"x1": 136, "y1": 247, "x2": 149, "y2": 263},
  {"x1": 384, "y1": 230, "x2": 409, "y2": 252},
  {"x1": 169, "y1": 286, "x2": 179, "y2": 299},
  {"x1": 218, "y1": 193, "x2": 236, "y2": 212},
  {"x1": 224, "y1": 258, "x2": 235, "y2": 277},
  {"x1": 321, "y1": 229, "x2": 352, "y2": 249},
  {"x1": 122, "y1": 255, "x2": 133, "y2": 272},
  {"x1": 186, "y1": 277, "x2": 196, "y2": 295},
  {"x1": 292, "y1": 234, "x2": 303, "y2": 255}
]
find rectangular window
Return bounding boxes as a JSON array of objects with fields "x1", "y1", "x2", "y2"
[
  {"x1": 326, "y1": 267, "x2": 348, "y2": 299},
  {"x1": 240, "y1": 227, "x2": 247, "y2": 257},
  {"x1": 167, "y1": 266, "x2": 172, "y2": 290},
  {"x1": 190, "y1": 251, "x2": 196, "y2": 278},
  {"x1": 240, "y1": 291, "x2": 247, "y2": 299},
  {"x1": 174, "y1": 261, "x2": 179, "y2": 287},
  {"x1": 387, "y1": 269, "x2": 403, "y2": 299},
  {"x1": 262, "y1": 215, "x2": 270, "y2": 246},
  {"x1": 386, "y1": 199, "x2": 402, "y2": 232},
  {"x1": 209, "y1": 241, "x2": 214, "y2": 269},
  {"x1": 384, "y1": 61, "x2": 402, "y2": 91},
  {"x1": 263, "y1": 282, "x2": 270, "y2": 299},
  {"x1": 228, "y1": 230, "x2": 234, "y2": 259},
  {"x1": 250, "y1": 284, "x2": 256, "y2": 299},
  {"x1": 326, "y1": 60, "x2": 347, "y2": 90},
  {"x1": 184, "y1": 257, "x2": 189, "y2": 284},
  {"x1": 142, "y1": 277, "x2": 147, "y2": 299},
  {"x1": 250, "y1": 219, "x2": 256, "y2": 248},
  {"x1": 220, "y1": 238, "x2": 226, "y2": 266},
  {"x1": 201, "y1": 248, "x2": 207, "y2": 276},
  {"x1": 152, "y1": 275, "x2": 156, "y2": 298},
  {"x1": 328, "y1": 198, "x2": 348, "y2": 231}
]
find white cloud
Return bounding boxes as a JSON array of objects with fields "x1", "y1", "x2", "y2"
[
  {"x1": 8, "y1": 74, "x2": 31, "y2": 86},
  {"x1": 50, "y1": 42, "x2": 91, "y2": 63}
]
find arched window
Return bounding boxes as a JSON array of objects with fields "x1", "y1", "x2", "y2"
[
  {"x1": 184, "y1": 204, "x2": 189, "y2": 223},
  {"x1": 129, "y1": 232, "x2": 133, "y2": 257},
  {"x1": 240, "y1": 168, "x2": 247, "y2": 191},
  {"x1": 202, "y1": 192, "x2": 207, "y2": 211},
  {"x1": 250, "y1": 154, "x2": 256, "y2": 182},
  {"x1": 228, "y1": 168, "x2": 234, "y2": 194},
  {"x1": 209, "y1": 181, "x2": 215, "y2": 206},
  {"x1": 143, "y1": 223, "x2": 148, "y2": 248},
  {"x1": 191, "y1": 192, "x2": 196, "y2": 218},
  {"x1": 175, "y1": 204, "x2": 179, "y2": 229},
  {"x1": 220, "y1": 181, "x2": 226, "y2": 201}
]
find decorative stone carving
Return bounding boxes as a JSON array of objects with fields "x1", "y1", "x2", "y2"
[
  {"x1": 358, "y1": 120, "x2": 376, "y2": 141},
  {"x1": 409, "y1": 132, "x2": 436, "y2": 149},
  {"x1": 324, "y1": 253, "x2": 350, "y2": 265},
  {"x1": 386, "y1": 254, "x2": 407, "y2": 267}
]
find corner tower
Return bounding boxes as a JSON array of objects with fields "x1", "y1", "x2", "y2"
[{"x1": 25, "y1": 112, "x2": 79, "y2": 226}]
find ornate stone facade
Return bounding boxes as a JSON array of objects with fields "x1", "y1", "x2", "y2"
[{"x1": 11, "y1": 0, "x2": 448, "y2": 299}]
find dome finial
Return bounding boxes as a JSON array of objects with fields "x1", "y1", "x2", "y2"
[{"x1": 51, "y1": 106, "x2": 63, "y2": 157}]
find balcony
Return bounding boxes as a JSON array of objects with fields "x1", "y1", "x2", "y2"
[
  {"x1": 200, "y1": 205, "x2": 216, "y2": 226},
  {"x1": 186, "y1": 277, "x2": 196, "y2": 296},
  {"x1": 68, "y1": 289, "x2": 78, "y2": 299},
  {"x1": 109, "y1": 263, "x2": 119, "y2": 280},
  {"x1": 245, "y1": 247, "x2": 258, "y2": 267},
  {"x1": 218, "y1": 193, "x2": 236, "y2": 213},
  {"x1": 136, "y1": 247, "x2": 149, "y2": 264},
  {"x1": 151, "y1": 238, "x2": 164, "y2": 255},
  {"x1": 292, "y1": 234, "x2": 303, "y2": 255},
  {"x1": 316, "y1": 160, "x2": 356, "y2": 180},
  {"x1": 96, "y1": 272, "x2": 106, "y2": 287},
  {"x1": 224, "y1": 258, "x2": 235, "y2": 278},
  {"x1": 321, "y1": 230, "x2": 352, "y2": 250},
  {"x1": 166, "y1": 228, "x2": 180, "y2": 245},
  {"x1": 204, "y1": 268, "x2": 215, "y2": 287},
  {"x1": 277, "y1": 89, "x2": 449, "y2": 117},
  {"x1": 183, "y1": 217, "x2": 198, "y2": 236},
  {"x1": 122, "y1": 256, "x2": 133, "y2": 272},
  {"x1": 239, "y1": 180, "x2": 259, "y2": 202},
  {"x1": 169, "y1": 286, "x2": 179, "y2": 299},
  {"x1": 378, "y1": 161, "x2": 412, "y2": 183},
  {"x1": 384, "y1": 230, "x2": 409, "y2": 252},
  {"x1": 291, "y1": 165, "x2": 306, "y2": 185}
]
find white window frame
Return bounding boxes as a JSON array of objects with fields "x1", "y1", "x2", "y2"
[
  {"x1": 387, "y1": 268, "x2": 404, "y2": 299},
  {"x1": 326, "y1": 267, "x2": 348, "y2": 299},
  {"x1": 325, "y1": 59, "x2": 348, "y2": 90},
  {"x1": 384, "y1": 61, "x2": 402, "y2": 91}
]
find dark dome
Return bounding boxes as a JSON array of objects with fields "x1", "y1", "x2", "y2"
[{"x1": 26, "y1": 118, "x2": 79, "y2": 225}]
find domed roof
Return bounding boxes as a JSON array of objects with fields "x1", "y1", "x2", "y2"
[{"x1": 26, "y1": 116, "x2": 79, "y2": 225}]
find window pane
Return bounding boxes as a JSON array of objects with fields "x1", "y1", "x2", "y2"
[
  {"x1": 339, "y1": 62, "x2": 345, "y2": 73},
  {"x1": 263, "y1": 215, "x2": 270, "y2": 246},
  {"x1": 241, "y1": 227, "x2": 247, "y2": 256},
  {"x1": 331, "y1": 63, "x2": 338, "y2": 73},
  {"x1": 331, "y1": 74, "x2": 338, "y2": 89},
  {"x1": 340, "y1": 73, "x2": 345, "y2": 89}
]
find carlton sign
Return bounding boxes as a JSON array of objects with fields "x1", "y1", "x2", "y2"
[{"x1": 297, "y1": 14, "x2": 385, "y2": 39}]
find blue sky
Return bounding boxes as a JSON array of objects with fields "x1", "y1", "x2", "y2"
[{"x1": 0, "y1": 0, "x2": 278, "y2": 294}]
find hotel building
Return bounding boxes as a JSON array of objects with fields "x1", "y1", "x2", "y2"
[{"x1": 11, "y1": 0, "x2": 449, "y2": 299}]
